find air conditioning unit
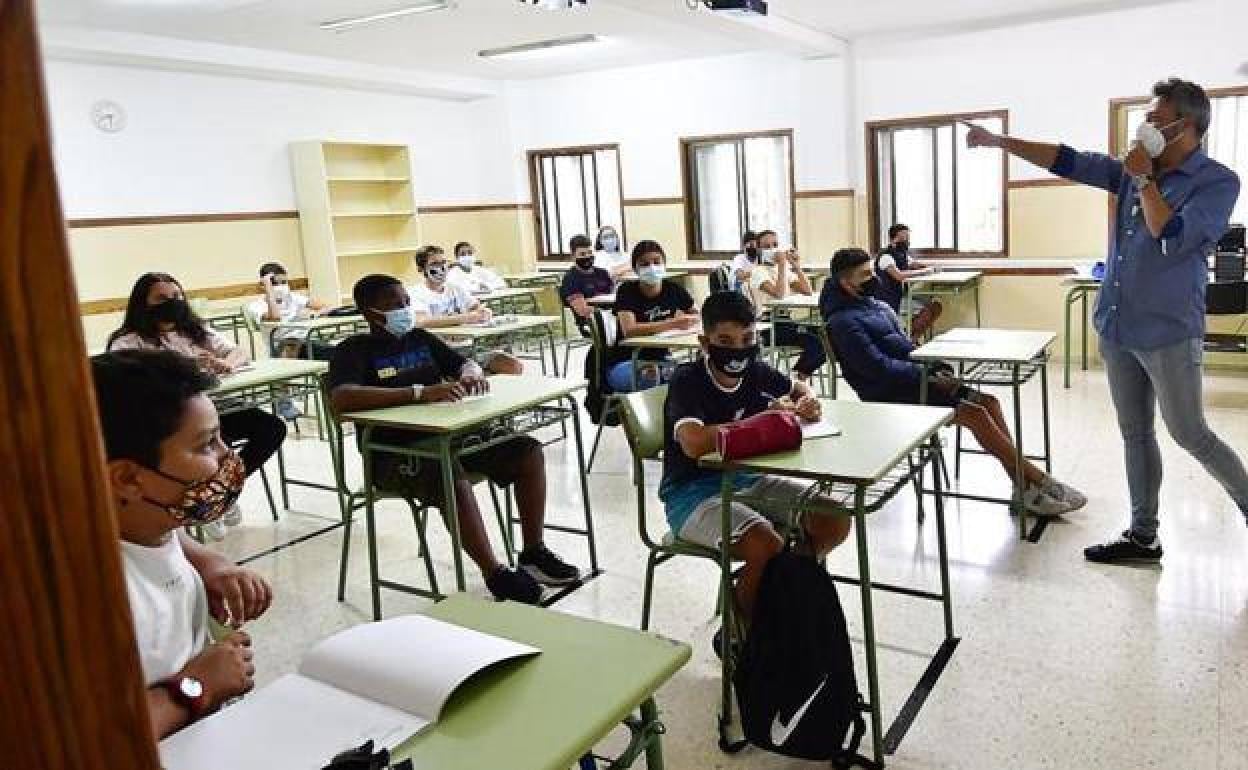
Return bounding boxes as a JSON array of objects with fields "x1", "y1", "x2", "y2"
[{"x1": 707, "y1": 0, "x2": 767, "y2": 16}]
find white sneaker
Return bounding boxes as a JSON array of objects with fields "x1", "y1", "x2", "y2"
[
  {"x1": 223, "y1": 503, "x2": 243, "y2": 527},
  {"x1": 201, "y1": 519, "x2": 228, "y2": 542},
  {"x1": 1040, "y1": 476, "x2": 1088, "y2": 512},
  {"x1": 1022, "y1": 485, "x2": 1077, "y2": 517}
]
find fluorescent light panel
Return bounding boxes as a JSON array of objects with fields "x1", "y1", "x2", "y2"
[
  {"x1": 320, "y1": 1, "x2": 451, "y2": 32},
  {"x1": 478, "y1": 33, "x2": 600, "y2": 59}
]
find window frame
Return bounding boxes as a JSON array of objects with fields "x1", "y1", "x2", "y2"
[
  {"x1": 865, "y1": 109, "x2": 1010, "y2": 258},
  {"x1": 527, "y1": 143, "x2": 626, "y2": 261},
  {"x1": 679, "y1": 128, "x2": 798, "y2": 260}
]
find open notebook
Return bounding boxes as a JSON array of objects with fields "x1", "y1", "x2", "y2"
[{"x1": 159, "y1": 615, "x2": 539, "y2": 770}]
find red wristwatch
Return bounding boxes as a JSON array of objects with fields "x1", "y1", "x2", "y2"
[{"x1": 161, "y1": 675, "x2": 209, "y2": 720}]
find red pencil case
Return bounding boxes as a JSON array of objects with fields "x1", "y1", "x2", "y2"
[{"x1": 716, "y1": 411, "x2": 803, "y2": 461}]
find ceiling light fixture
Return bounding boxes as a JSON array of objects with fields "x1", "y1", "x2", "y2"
[
  {"x1": 478, "y1": 33, "x2": 600, "y2": 59},
  {"x1": 320, "y1": 1, "x2": 451, "y2": 33}
]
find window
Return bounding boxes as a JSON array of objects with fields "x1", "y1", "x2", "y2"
[
  {"x1": 681, "y1": 130, "x2": 795, "y2": 257},
  {"x1": 868, "y1": 111, "x2": 1008, "y2": 256},
  {"x1": 1111, "y1": 87, "x2": 1248, "y2": 226},
  {"x1": 528, "y1": 144, "x2": 624, "y2": 259}
]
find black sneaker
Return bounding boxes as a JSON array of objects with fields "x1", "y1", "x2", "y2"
[
  {"x1": 518, "y1": 544, "x2": 581, "y2": 586},
  {"x1": 1084, "y1": 530, "x2": 1163, "y2": 564},
  {"x1": 485, "y1": 567, "x2": 542, "y2": 604}
]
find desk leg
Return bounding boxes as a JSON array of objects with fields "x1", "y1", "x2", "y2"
[
  {"x1": 1063, "y1": 287, "x2": 1075, "y2": 389},
  {"x1": 641, "y1": 697, "x2": 665, "y2": 770},
  {"x1": 1012, "y1": 365, "x2": 1027, "y2": 541},
  {"x1": 1081, "y1": 290, "x2": 1089, "y2": 372},
  {"x1": 932, "y1": 439, "x2": 955, "y2": 640},
  {"x1": 973, "y1": 284, "x2": 982, "y2": 327},
  {"x1": 567, "y1": 396, "x2": 600, "y2": 573},
  {"x1": 1040, "y1": 359, "x2": 1052, "y2": 474},
  {"x1": 271, "y1": 384, "x2": 291, "y2": 510},
  {"x1": 439, "y1": 436, "x2": 467, "y2": 592},
  {"x1": 852, "y1": 485, "x2": 884, "y2": 765},
  {"x1": 361, "y1": 427, "x2": 383, "y2": 621},
  {"x1": 546, "y1": 326, "x2": 559, "y2": 377}
]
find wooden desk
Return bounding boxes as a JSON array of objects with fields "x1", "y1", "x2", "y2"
[
  {"x1": 343, "y1": 375, "x2": 598, "y2": 619},
  {"x1": 911, "y1": 328, "x2": 1056, "y2": 540},
  {"x1": 396, "y1": 595, "x2": 691, "y2": 770},
  {"x1": 700, "y1": 400, "x2": 957, "y2": 766}
]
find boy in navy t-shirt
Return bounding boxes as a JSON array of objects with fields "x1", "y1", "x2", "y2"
[
  {"x1": 559, "y1": 234, "x2": 615, "y2": 336},
  {"x1": 660, "y1": 291, "x2": 852, "y2": 622}
]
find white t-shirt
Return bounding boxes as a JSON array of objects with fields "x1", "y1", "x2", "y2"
[
  {"x1": 410, "y1": 282, "x2": 478, "y2": 318},
  {"x1": 247, "y1": 291, "x2": 312, "y2": 342},
  {"x1": 876, "y1": 253, "x2": 898, "y2": 272},
  {"x1": 446, "y1": 265, "x2": 506, "y2": 294},
  {"x1": 595, "y1": 249, "x2": 630, "y2": 275},
  {"x1": 121, "y1": 535, "x2": 211, "y2": 685}
]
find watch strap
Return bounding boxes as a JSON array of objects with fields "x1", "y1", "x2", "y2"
[{"x1": 160, "y1": 677, "x2": 208, "y2": 720}]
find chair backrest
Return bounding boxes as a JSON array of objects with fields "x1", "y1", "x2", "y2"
[
  {"x1": 709, "y1": 263, "x2": 734, "y2": 294},
  {"x1": 618, "y1": 385, "x2": 668, "y2": 464},
  {"x1": 1207, "y1": 280, "x2": 1248, "y2": 315},
  {"x1": 318, "y1": 373, "x2": 353, "y2": 496},
  {"x1": 587, "y1": 309, "x2": 619, "y2": 389}
]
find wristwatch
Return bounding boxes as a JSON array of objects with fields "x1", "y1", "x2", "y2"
[
  {"x1": 409, "y1": 384, "x2": 425, "y2": 403},
  {"x1": 161, "y1": 675, "x2": 209, "y2": 719},
  {"x1": 1132, "y1": 173, "x2": 1154, "y2": 190}
]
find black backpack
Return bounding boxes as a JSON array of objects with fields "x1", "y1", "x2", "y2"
[
  {"x1": 734, "y1": 551, "x2": 875, "y2": 768},
  {"x1": 582, "y1": 309, "x2": 621, "y2": 426}
]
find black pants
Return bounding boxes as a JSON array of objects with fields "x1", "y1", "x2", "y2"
[
  {"x1": 767, "y1": 322, "x2": 827, "y2": 377},
  {"x1": 219, "y1": 407, "x2": 287, "y2": 476}
]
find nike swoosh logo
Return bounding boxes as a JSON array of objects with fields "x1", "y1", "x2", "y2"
[{"x1": 769, "y1": 675, "x2": 829, "y2": 746}]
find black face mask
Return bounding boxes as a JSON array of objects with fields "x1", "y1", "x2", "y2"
[
  {"x1": 575, "y1": 256, "x2": 595, "y2": 270},
  {"x1": 745, "y1": 246, "x2": 760, "y2": 262},
  {"x1": 706, "y1": 343, "x2": 760, "y2": 378},
  {"x1": 150, "y1": 298, "x2": 190, "y2": 325},
  {"x1": 895, "y1": 240, "x2": 910, "y2": 252}
]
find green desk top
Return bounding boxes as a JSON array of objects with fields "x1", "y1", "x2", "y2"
[
  {"x1": 700, "y1": 399, "x2": 952, "y2": 484},
  {"x1": 477, "y1": 287, "x2": 542, "y2": 302},
  {"x1": 587, "y1": 293, "x2": 617, "y2": 306},
  {"x1": 1062, "y1": 276, "x2": 1102, "y2": 288},
  {"x1": 910, "y1": 327, "x2": 1055, "y2": 364},
  {"x1": 906, "y1": 270, "x2": 983, "y2": 288},
  {"x1": 344, "y1": 374, "x2": 585, "y2": 434},
  {"x1": 209, "y1": 359, "x2": 327, "y2": 395},
  {"x1": 621, "y1": 321, "x2": 771, "y2": 351},
  {"x1": 259, "y1": 314, "x2": 364, "y2": 331},
  {"x1": 429, "y1": 315, "x2": 560, "y2": 340},
  {"x1": 394, "y1": 595, "x2": 690, "y2": 770},
  {"x1": 765, "y1": 293, "x2": 820, "y2": 311},
  {"x1": 504, "y1": 272, "x2": 562, "y2": 284}
]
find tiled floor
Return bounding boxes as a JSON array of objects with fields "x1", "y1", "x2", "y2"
[{"x1": 211, "y1": 360, "x2": 1248, "y2": 769}]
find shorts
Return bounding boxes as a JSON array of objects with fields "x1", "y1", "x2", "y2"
[
  {"x1": 371, "y1": 434, "x2": 539, "y2": 506},
  {"x1": 677, "y1": 476, "x2": 836, "y2": 549}
]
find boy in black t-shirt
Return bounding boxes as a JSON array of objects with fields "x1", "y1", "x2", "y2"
[
  {"x1": 328, "y1": 274, "x2": 579, "y2": 604},
  {"x1": 607, "y1": 239, "x2": 698, "y2": 392},
  {"x1": 660, "y1": 291, "x2": 852, "y2": 622},
  {"x1": 559, "y1": 234, "x2": 615, "y2": 336}
]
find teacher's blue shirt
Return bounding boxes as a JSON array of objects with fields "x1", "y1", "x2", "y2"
[{"x1": 1050, "y1": 144, "x2": 1240, "y2": 350}]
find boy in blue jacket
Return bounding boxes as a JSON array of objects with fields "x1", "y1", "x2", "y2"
[{"x1": 821, "y1": 247, "x2": 1086, "y2": 518}]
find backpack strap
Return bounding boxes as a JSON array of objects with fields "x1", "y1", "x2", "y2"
[{"x1": 831, "y1": 697, "x2": 882, "y2": 770}]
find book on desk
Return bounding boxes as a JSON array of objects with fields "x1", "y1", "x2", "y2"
[{"x1": 159, "y1": 615, "x2": 540, "y2": 770}]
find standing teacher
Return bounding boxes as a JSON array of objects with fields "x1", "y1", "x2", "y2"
[{"x1": 966, "y1": 77, "x2": 1248, "y2": 565}]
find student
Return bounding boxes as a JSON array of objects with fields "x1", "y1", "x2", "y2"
[
  {"x1": 661, "y1": 291, "x2": 852, "y2": 625},
  {"x1": 607, "y1": 240, "x2": 699, "y2": 392},
  {"x1": 729, "y1": 230, "x2": 760, "y2": 288},
  {"x1": 447, "y1": 241, "x2": 506, "y2": 294},
  {"x1": 247, "y1": 261, "x2": 328, "y2": 358},
  {"x1": 820, "y1": 248, "x2": 1086, "y2": 516},
  {"x1": 738, "y1": 229, "x2": 827, "y2": 383},
  {"x1": 594, "y1": 225, "x2": 632, "y2": 281},
  {"x1": 92, "y1": 349, "x2": 273, "y2": 740},
  {"x1": 108, "y1": 273, "x2": 288, "y2": 540},
  {"x1": 875, "y1": 224, "x2": 943, "y2": 341},
  {"x1": 559, "y1": 234, "x2": 615, "y2": 336},
  {"x1": 328, "y1": 274, "x2": 579, "y2": 604},
  {"x1": 410, "y1": 245, "x2": 522, "y2": 375}
]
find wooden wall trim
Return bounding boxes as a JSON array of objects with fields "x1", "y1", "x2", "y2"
[
  {"x1": 417, "y1": 202, "x2": 532, "y2": 214},
  {"x1": 3, "y1": 1, "x2": 161, "y2": 766},
  {"x1": 1007, "y1": 178, "x2": 1077, "y2": 189},
  {"x1": 67, "y1": 210, "x2": 299, "y2": 228},
  {"x1": 622, "y1": 196, "x2": 683, "y2": 207},
  {"x1": 794, "y1": 188, "x2": 855, "y2": 200},
  {"x1": 80, "y1": 278, "x2": 309, "y2": 316}
]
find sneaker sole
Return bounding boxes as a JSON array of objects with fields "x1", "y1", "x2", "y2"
[
  {"x1": 520, "y1": 564, "x2": 581, "y2": 586},
  {"x1": 1084, "y1": 553, "x2": 1162, "y2": 564}
]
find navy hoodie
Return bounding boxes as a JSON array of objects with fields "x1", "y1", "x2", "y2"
[{"x1": 819, "y1": 279, "x2": 924, "y2": 403}]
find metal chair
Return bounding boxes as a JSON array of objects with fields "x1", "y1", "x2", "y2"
[
  {"x1": 586, "y1": 309, "x2": 623, "y2": 472},
  {"x1": 1204, "y1": 280, "x2": 1248, "y2": 354}
]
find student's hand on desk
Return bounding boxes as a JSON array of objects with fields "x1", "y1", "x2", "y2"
[
  {"x1": 794, "y1": 394, "x2": 822, "y2": 422},
  {"x1": 460, "y1": 373, "x2": 490, "y2": 395},
  {"x1": 181, "y1": 631, "x2": 255, "y2": 710},
  {"x1": 674, "y1": 314, "x2": 700, "y2": 331},
  {"x1": 196, "y1": 353, "x2": 233, "y2": 375},
  {"x1": 425, "y1": 382, "x2": 467, "y2": 402},
  {"x1": 202, "y1": 563, "x2": 273, "y2": 627}
]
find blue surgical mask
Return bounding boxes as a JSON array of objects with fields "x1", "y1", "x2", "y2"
[
  {"x1": 374, "y1": 305, "x2": 415, "y2": 337},
  {"x1": 638, "y1": 264, "x2": 665, "y2": 285},
  {"x1": 601, "y1": 234, "x2": 620, "y2": 251}
]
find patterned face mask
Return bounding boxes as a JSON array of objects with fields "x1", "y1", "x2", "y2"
[{"x1": 143, "y1": 450, "x2": 246, "y2": 524}]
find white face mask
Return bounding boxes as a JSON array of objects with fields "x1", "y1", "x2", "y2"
[
  {"x1": 273, "y1": 283, "x2": 291, "y2": 300},
  {"x1": 1135, "y1": 118, "x2": 1184, "y2": 159},
  {"x1": 458, "y1": 254, "x2": 476, "y2": 270},
  {"x1": 601, "y1": 234, "x2": 620, "y2": 252},
  {"x1": 760, "y1": 248, "x2": 778, "y2": 265}
]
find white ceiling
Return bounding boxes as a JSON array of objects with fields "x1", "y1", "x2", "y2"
[{"x1": 37, "y1": 0, "x2": 1182, "y2": 79}]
